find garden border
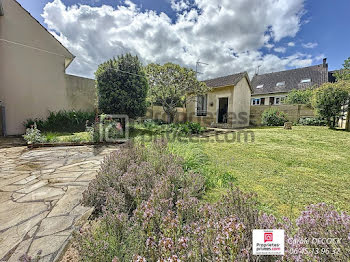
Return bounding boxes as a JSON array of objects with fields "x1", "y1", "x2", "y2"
[{"x1": 27, "y1": 141, "x2": 126, "y2": 149}]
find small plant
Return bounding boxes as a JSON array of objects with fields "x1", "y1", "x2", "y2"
[
  {"x1": 298, "y1": 117, "x2": 326, "y2": 126},
  {"x1": 262, "y1": 108, "x2": 288, "y2": 126},
  {"x1": 22, "y1": 123, "x2": 45, "y2": 144}
]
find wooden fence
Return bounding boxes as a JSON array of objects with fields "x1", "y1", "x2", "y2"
[{"x1": 250, "y1": 104, "x2": 315, "y2": 125}]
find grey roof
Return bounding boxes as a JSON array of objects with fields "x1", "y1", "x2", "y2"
[
  {"x1": 251, "y1": 64, "x2": 328, "y2": 95},
  {"x1": 203, "y1": 72, "x2": 251, "y2": 90}
]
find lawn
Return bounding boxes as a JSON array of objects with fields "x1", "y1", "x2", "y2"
[{"x1": 167, "y1": 126, "x2": 350, "y2": 218}]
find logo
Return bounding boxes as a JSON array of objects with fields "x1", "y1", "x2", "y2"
[
  {"x1": 264, "y1": 232, "x2": 273, "y2": 243},
  {"x1": 253, "y1": 229, "x2": 284, "y2": 255}
]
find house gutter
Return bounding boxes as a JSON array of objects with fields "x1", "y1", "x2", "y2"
[{"x1": 0, "y1": 0, "x2": 4, "y2": 16}]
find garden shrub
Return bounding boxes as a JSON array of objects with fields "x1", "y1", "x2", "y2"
[
  {"x1": 22, "y1": 123, "x2": 45, "y2": 143},
  {"x1": 24, "y1": 110, "x2": 95, "y2": 133},
  {"x1": 96, "y1": 54, "x2": 148, "y2": 118},
  {"x1": 262, "y1": 108, "x2": 288, "y2": 126},
  {"x1": 298, "y1": 117, "x2": 327, "y2": 126},
  {"x1": 77, "y1": 140, "x2": 350, "y2": 261}
]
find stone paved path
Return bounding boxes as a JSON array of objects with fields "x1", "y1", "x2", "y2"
[{"x1": 0, "y1": 145, "x2": 118, "y2": 262}]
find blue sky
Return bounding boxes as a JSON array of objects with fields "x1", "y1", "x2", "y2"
[{"x1": 17, "y1": 0, "x2": 350, "y2": 78}]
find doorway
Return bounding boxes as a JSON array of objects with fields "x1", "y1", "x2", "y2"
[{"x1": 218, "y1": 97, "x2": 228, "y2": 123}]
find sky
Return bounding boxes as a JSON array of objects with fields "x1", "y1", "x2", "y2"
[{"x1": 17, "y1": 0, "x2": 350, "y2": 79}]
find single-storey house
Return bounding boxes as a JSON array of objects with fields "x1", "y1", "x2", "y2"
[
  {"x1": 0, "y1": 0, "x2": 96, "y2": 136},
  {"x1": 187, "y1": 72, "x2": 252, "y2": 128},
  {"x1": 250, "y1": 58, "x2": 329, "y2": 106}
]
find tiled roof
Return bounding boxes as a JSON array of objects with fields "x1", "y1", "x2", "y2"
[
  {"x1": 251, "y1": 64, "x2": 329, "y2": 95},
  {"x1": 203, "y1": 72, "x2": 250, "y2": 89}
]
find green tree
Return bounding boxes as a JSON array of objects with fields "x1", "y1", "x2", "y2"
[
  {"x1": 145, "y1": 63, "x2": 210, "y2": 123},
  {"x1": 334, "y1": 57, "x2": 350, "y2": 81},
  {"x1": 284, "y1": 88, "x2": 314, "y2": 106},
  {"x1": 334, "y1": 57, "x2": 350, "y2": 131},
  {"x1": 95, "y1": 54, "x2": 148, "y2": 118},
  {"x1": 312, "y1": 82, "x2": 349, "y2": 128}
]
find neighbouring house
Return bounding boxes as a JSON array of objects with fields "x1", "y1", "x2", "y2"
[
  {"x1": 0, "y1": 0, "x2": 96, "y2": 136},
  {"x1": 250, "y1": 58, "x2": 329, "y2": 106},
  {"x1": 186, "y1": 72, "x2": 252, "y2": 128}
]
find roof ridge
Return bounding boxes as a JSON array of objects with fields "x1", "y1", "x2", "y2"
[
  {"x1": 203, "y1": 71, "x2": 246, "y2": 82},
  {"x1": 253, "y1": 64, "x2": 326, "y2": 78}
]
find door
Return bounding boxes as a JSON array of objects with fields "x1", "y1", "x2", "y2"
[{"x1": 218, "y1": 97, "x2": 228, "y2": 123}]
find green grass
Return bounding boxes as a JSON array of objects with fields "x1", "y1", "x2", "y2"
[
  {"x1": 168, "y1": 126, "x2": 350, "y2": 218},
  {"x1": 43, "y1": 132, "x2": 92, "y2": 143}
]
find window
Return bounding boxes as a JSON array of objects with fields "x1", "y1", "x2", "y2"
[
  {"x1": 260, "y1": 97, "x2": 265, "y2": 105},
  {"x1": 300, "y1": 78, "x2": 311, "y2": 83},
  {"x1": 251, "y1": 98, "x2": 261, "y2": 106},
  {"x1": 276, "y1": 81, "x2": 285, "y2": 87},
  {"x1": 256, "y1": 84, "x2": 264, "y2": 89},
  {"x1": 196, "y1": 94, "x2": 207, "y2": 116},
  {"x1": 275, "y1": 97, "x2": 281, "y2": 105}
]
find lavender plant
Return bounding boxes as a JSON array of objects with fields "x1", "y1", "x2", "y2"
[{"x1": 78, "y1": 140, "x2": 350, "y2": 262}]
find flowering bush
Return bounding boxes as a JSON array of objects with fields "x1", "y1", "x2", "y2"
[
  {"x1": 22, "y1": 123, "x2": 45, "y2": 143},
  {"x1": 77, "y1": 140, "x2": 350, "y2": 261}
]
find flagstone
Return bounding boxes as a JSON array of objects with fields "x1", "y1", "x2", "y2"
[
  {"x1": 14, "y1": 175, "x2": 38, "y2": 185},
  {"x1": 28, "y1": 234, "x2": 69, "y2": 258},
  {"x1": 16, "y1": 180, "x2": 48, "y2": 194},
  {"x1": 48, "y1": 186, "x2": 86, "y2": 217},
  {"x1": 0, "y1": 211, "x2": 48, "y2": 260},
  {"x1": 0, "y1": 201, "x2": 48, "y2": 231},
  {"x1": 7, "y1": 238, "x2": 32, "y2": 262},
  {"x1": 36, "y1": 216, "x2": 75, "y2": 237},
  {"x1": 16, "y1": 187, "x2": 65, "y2": 202},
  {"x1": 0, "y1": 145, "x2": 118, "y2": 262}
]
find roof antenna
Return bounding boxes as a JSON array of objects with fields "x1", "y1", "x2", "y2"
[
  {"x1": 256, "y1": 65, "x2": 261, "y2": 75},
  {"x1": 196, "y1": 59, "x2": 209, "y2": 78}
]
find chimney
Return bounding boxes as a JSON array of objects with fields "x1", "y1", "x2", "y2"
[{"x1": 323, "y1": 58, "x2": 327, "y2": 68}]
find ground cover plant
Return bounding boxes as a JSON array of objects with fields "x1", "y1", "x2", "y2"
[{"x1": 74, "y1": 139, "x2": 350, "y2": 261}]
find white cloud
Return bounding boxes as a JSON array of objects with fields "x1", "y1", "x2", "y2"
[
  {"x1": 274, "y1": 47, "x2": 286, "y2": 53},
  {"x1": 265, "y1": 43, "x2": 274, "y2": 49},
  {"x1": 170, "y1": 0, "x2": 190, "y2": 12},
  {"x1": 302, "y1": 42, "x2": 318, "y2": 49},
  {"x1": 288, "y1": 42, "x2": 295, "y2": 47},
  {"x1": 42, "y1": 0, "x2": 313, "y2": 79}
]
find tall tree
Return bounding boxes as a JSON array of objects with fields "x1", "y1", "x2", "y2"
[
  {"x1": 95, "y1": 54, "x2": 148, "y2": 118},
  {"x1": 334, "y1": 57, "x2": 350, "y2": 81},
  {"x1": 145, "y1": 63, "x2": 210, "y2": 123},
  {"x1": 312, "y1": 82, "x2": 349, "y2": 128},
  {"x1": 334, "y1": 57, "x2": 350, "y2": 131}
]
